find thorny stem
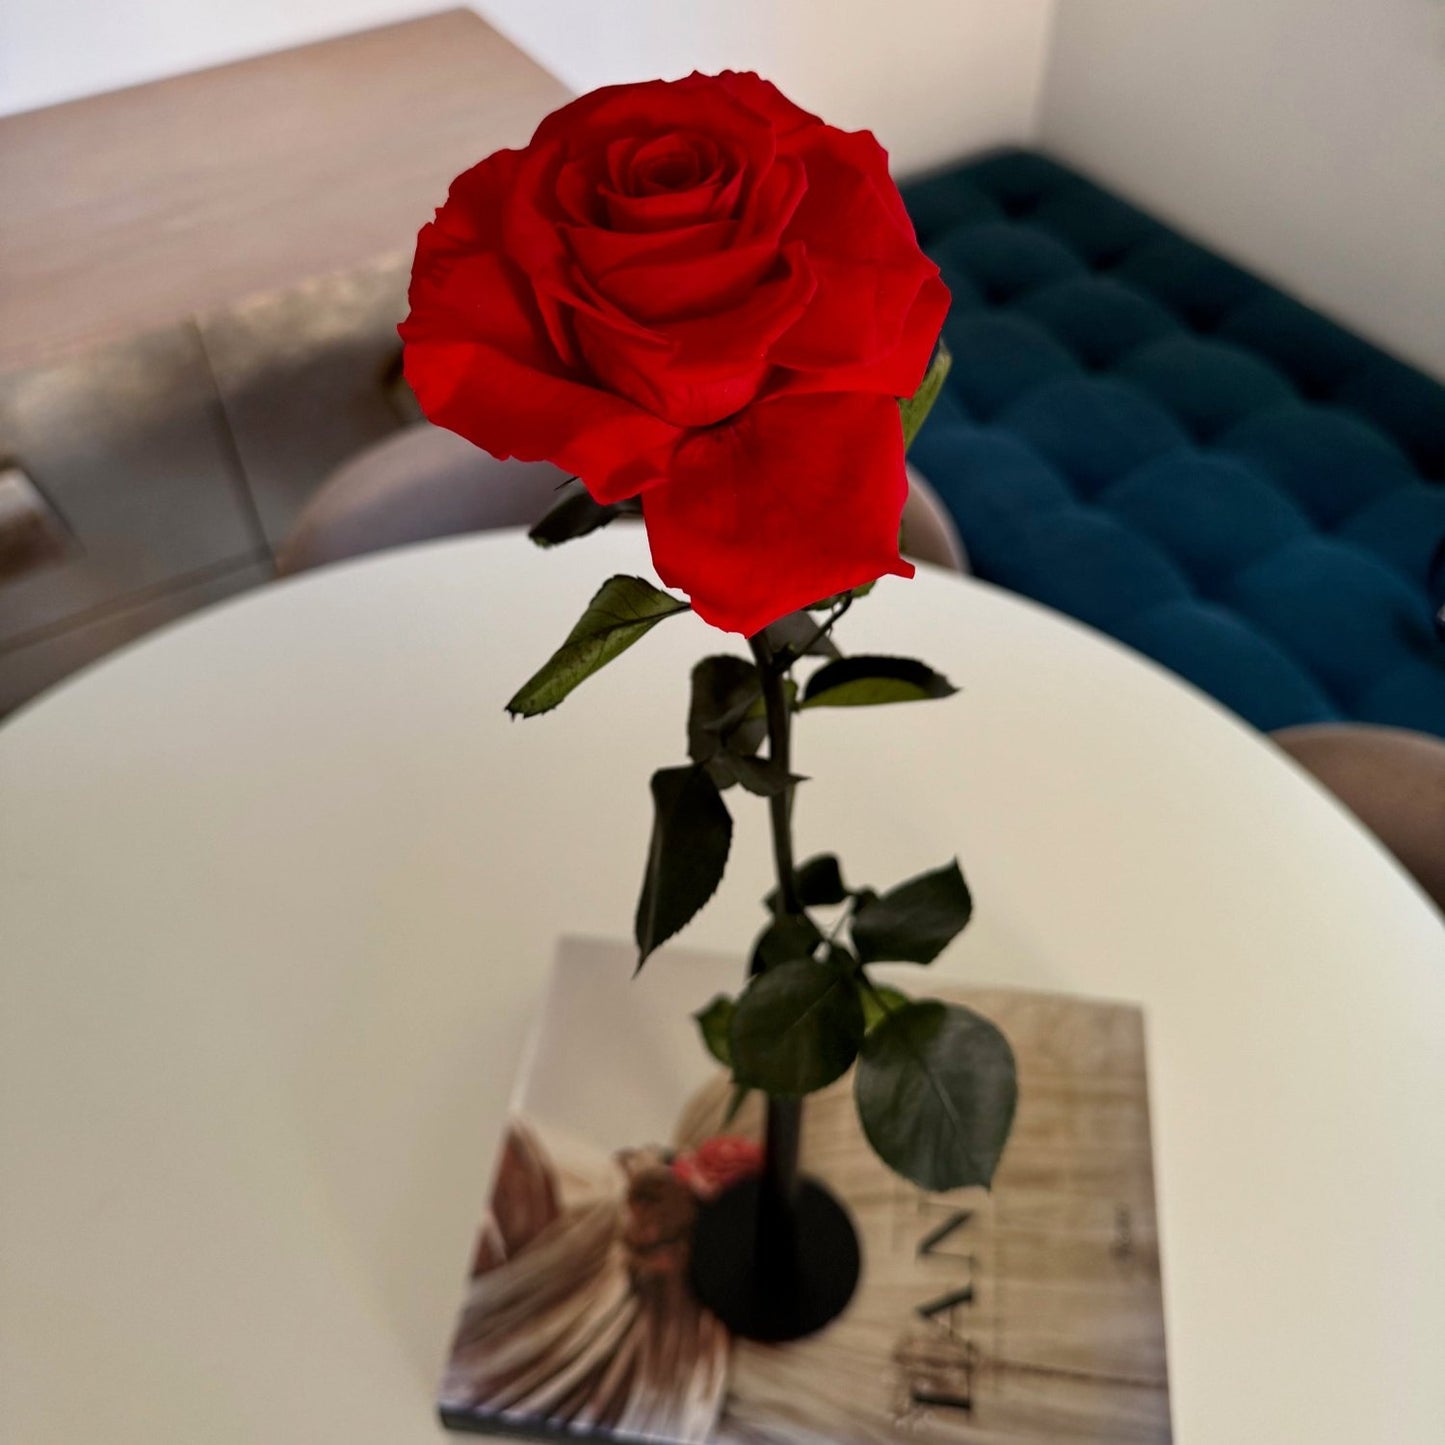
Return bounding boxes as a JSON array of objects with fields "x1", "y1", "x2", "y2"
[
  {"x1": 758, "y1": 594, "x2": 853, "y2": 679},
  {"x1": 742, "y1": 591, "x2": 862, "y2": 1234},
  {"x1": 748, "y1": 632, "x2": 801, "y2": 919},
  {"x1": 746, "y1": 629, "x2": 806, "y2": 1228},
  {"x1": 705, "y1": 593, "x2": 856, "y2": 758}
]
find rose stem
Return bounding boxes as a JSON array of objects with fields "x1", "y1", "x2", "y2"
[{"x1": 747, "y1": 633, "x2": 803, "y2": 1276}]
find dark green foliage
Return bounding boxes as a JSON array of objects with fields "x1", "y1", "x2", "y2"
[
  {"x1": 731, "y1": 959, "x2": 867, "y2": 1096},
  {"x1": 801, "y1": 655, "x2": 957, "y2": 709},
  {"x1": 855, "y1": 999, "x2": 1017, "y2": 1191},
  {"x1": 508, "y1": 575, "x2": 689, "y2": 716},
  {"x1": 851, "y1": 860, "x2": 973, "y2": 965},
  {"x1": 634, "y1": 766, "x2": 732, "y2": 967}
]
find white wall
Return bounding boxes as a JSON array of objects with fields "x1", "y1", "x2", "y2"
[
  {"x1": 0, "y1": 2, "x2": 1055, "y2": 178},
  {"x1": 473, "y1": 0, "x2": 1056, "y2": 177},
  {"x1": 1040, "y1": 0, "x2": 1445, "y2": 379},
  {"x1": 0, "y1": 0, "x2": 447, "y2": 117}
]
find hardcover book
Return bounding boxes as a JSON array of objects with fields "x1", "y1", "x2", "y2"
[{"x1": 438, "y1": 938, "x2": 1172, "y2": 1443}]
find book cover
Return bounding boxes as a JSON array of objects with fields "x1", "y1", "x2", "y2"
[{"x1": 439, "y1": 938, "x2": 1171, "y2": 1444}]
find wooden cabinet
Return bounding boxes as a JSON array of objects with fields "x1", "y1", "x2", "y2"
[{"x1": 0, "y1": 12, "x2": 568, "y2": 714}]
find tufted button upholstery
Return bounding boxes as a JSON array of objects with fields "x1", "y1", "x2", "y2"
[{"x1": 903, "y1": 149, "x2": 1445, "y2": 735}]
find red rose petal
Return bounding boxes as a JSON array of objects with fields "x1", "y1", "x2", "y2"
[
  {"x1": 773, "y1": 272, "x2": 951, "y2": 400},
  {"x1": 572, "y1": 242, "x2": 815, "y2": 427},
  {"x1": 656, "y1": 243, "x2": 815, "y2": 362},
  {"x1": 498, "y1": 140, "x2": 589, "y2": 364},
  {"x1": 642, "y1": 392, "x2": 914, "y2": 635},
  {"x1": 401, "y1": 244, "x2": 678, "y2": 503},
  {"x1": 427, "y1": 147, "x2": 522, "y2": 249},
  {"x1": 625, "y1": 131, "x2": 721, "y2": 192},
  {"x1": 535, "y1": 77, "x2": 776, "y2": 185},
  {"x1": 712, "y1": 71, "x2": 823, "y2": 136},
  {"x1": 573, "y1": 155, "x2": 800, "y2": 323},
  {"x1": 556, "y1": 155, "x2": 606, "y2": 225},
  {"x1": 528, "y1": 77, "x2": 695, "y2": 148},
  {"x1": 771, "y1": 128, "x2": 937, "y2": 370},
  {"x1": 403, "y1": 332, "x2": 676, "y2": 504},
  {"x1": 592, "y1": 238, "x2": 780, "y2": 324},
  {"x1": 562, "y1": 217, "x2": 739, "y2": 283},
  {"x1": 775, "y1": 251, "x2": 932, "y2": 370},
  {"x1": 735, "y1": 152, "x2": 807, "y2": 248},
  {"x1": 600, "y1": 172, "x2": 739, "y2": 232}
]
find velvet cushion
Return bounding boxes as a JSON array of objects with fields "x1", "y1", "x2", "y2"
[{"x1": 904, "y1": 150, "x2": 1445, "y2": 735}]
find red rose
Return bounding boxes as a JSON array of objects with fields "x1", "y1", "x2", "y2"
[{"x1": 401, "y1": 72, "x2": 949, "y2": 635}]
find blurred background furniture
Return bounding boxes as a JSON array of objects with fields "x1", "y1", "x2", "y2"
[
  {"x1": 276, "y1": 428, "x2": 570, "y2": 576},
  {"x1": 1273, "y1": 723, "x2": 1445, "y2": 912},
  {"x1": 902, "y1": 466, "x2": 969, "y2": 574},
  {"x1": 0, "y1": 12, "x2": 568, "y2": 717},
  {"x1": 903, "y1": 149, "x2": 1445, "y2": 738},
  {"x1": 277, "y1": 425, "x2": 967, "y2": 579},
  {"x1": 0, "y1": 10, "x2": 567, "y2": 377}
]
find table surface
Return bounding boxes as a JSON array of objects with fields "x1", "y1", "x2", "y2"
[
  {"x1": 0, "y1": 10, "x2": 569, "y2": 374},
  {"x1": 1, "y1": 527, "x2": 1441, "y2": 1444}
]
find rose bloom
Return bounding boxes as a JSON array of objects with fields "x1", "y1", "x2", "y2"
[
  {"x1": 670, "y1": 1135, "x2": 765, "y2": 1200},
  {"x1": 401, "y1": 71, "x2": 949, "y2": 636}
]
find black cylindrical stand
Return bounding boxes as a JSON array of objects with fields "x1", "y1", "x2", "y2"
[
  {"x1": 689, "y1": 1105, "x2": 859, "y2": 1343},
  {"x1": 756, "y1": 1096, "x2": 801, "y2": 1274}
]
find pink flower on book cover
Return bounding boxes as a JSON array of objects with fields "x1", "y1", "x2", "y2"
[{"x1": 671, "y1": 1135, "x2": 765, "y2": 1201}]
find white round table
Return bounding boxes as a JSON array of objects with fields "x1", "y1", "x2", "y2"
[{"x1": 2, "y1": 527, "x2": 1441, "y2": 1444}]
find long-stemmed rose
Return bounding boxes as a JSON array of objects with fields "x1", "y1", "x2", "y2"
[{"x1": 402, "y1": 73, "x2": 1016, "y2": 1200}]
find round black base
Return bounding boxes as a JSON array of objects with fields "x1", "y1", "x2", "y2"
[{"x1": 689, "y1": 1177, "x2": 862, "y2": 1343}]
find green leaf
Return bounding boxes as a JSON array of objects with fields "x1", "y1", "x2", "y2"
[
  {"x1": 723, "y1": 1085, "x2": 751, "y2": 1126},
  {"x1": 709, "y1": 753, "x2": 804, "y2": 798},
  {"x1": 692, "y1": 669, "x2": 795, "y2": 761},
  {"x1": 851, "y1": 859, "x2": 973, "y2": 965},
  {"x1": 796, "y1": 853, "x2": 849, "y2": 906},
  {"x1": 750, "y1": 913, "x2": 824, "y2": 972},
  {"x1": 805, "y1": 580, "x2": 877, "y2": 612},
  {"x1": 801, "y1": 655, "x2": 958, "y2": 710},
  {"x1": 731, "y1": 959, "x2": 866, "y2": 1096},
  {"x1": 766, "y1": 853, "x2": 848, "y2": 914},
  {"x1": 507, "y1": 575, "x2": 689, "y2": 717},
  {"x1": 759, "y1": 610, "x2": 842, "y2": 662},
  {"x1": 691, "y1": 667, "x2": 797, "y2": 792},
  {"x1": 854, "y1": 999, "x2": 1017, "y2": 1191},
  {"x1": 860, "y1": 983, "x2": 911, "y2": 1032},
  {"x1": 634, "y1": 766, "x2": 733, "y2": 967},
  {"x1": 688, "y1": 655, "x2": 766, "y2": 765},
  {"x1": 899, "y1": 338, "x2": 953, "y2": 452},
  {"x1": 745, "y1": 676, "x2": 798, "y2": 719},
  {"x1": 527, "y1": 483, "x2": 622, "y2": 547},
  {"x1": 694, "y1": 995, "x2": 736, "y2": 1067}
]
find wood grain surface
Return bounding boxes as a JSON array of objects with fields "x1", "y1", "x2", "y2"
[
  {"x1": 679, "y1": 987, "x2": 1173, "y2": 1444},
  {"x1": 0, "y1": 10, "x2": 570, "y2": 375}
]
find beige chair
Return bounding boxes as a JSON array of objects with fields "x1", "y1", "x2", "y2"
[
  {"x1": 902, "y1": 465, "x2": 968, "y2": 574},
  {"x1": 277, "y1": 425, "x2": 571, "y2": 576},
  {"x1": 1272, "y1": 723, "x2": 1445, "y2": 912},
  {"x1": 279, "y1": 422, "x2": 968, "y2": 578}
]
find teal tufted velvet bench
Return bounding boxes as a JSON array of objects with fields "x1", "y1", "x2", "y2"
[{"x1": 901, "y1": 150, "x2": 1445, "y2": 737}]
